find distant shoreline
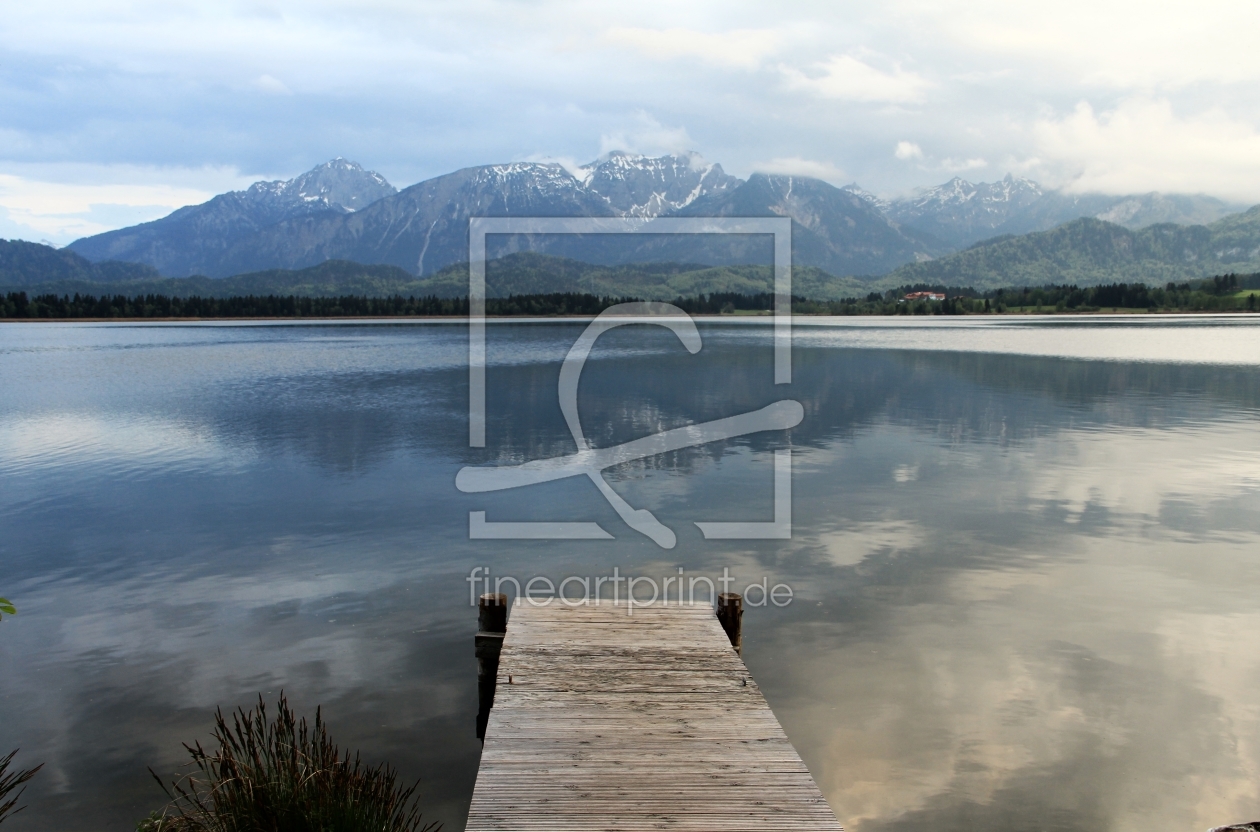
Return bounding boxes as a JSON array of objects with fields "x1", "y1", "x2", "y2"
[
  {"x1": 5, "y1": 277, "x2": 1256, "y2": 319},
  {"x1": 3, "y1": 310, "x2": 1258, "y2": 324}
]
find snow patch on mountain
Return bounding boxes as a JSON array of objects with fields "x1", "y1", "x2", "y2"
[
  {"x1": 899, "y1": 174, "x2": 1043, "y2": 215},
  {"x1": 886, "y1": 174, "x2": 1050, "y2": 246},
  {"x1": 243, "y1": 158, "x2": 397, "y2": 215},
  {"x1": 577, "y1": 151, "x2": 741, "y2": 219},
  {"x1": 886, "y1": 173, "x2": 1246, "y2": 247},
  {"x1": 840, "y1": 183, "x2": 892, "y2": 214},
  {"x1": 453, "y1": 152, "x2": 741, "y2": 221}
]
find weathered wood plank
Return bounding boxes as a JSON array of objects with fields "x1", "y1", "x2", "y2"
[{"x1": 465, "y1": 601, "x2": 843, "y2": 832}]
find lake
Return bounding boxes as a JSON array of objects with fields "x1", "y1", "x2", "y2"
[{"x1": 1, "y1": 316, "x2": 1259, "y2": 832}]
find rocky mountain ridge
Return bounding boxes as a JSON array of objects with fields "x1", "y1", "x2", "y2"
[
  {"x1": 68, "y1": 153, "x2": 941, "y2": 278},
  {"x1": 62, "y1": 153, "x2": 1255, "y2": 282},
  {"x1": 66, "y1": 159, "x2": 397, "y2": 277},
  {"x1": 887, "y1": 175, "x2": 1047, "y2": 246},
  {"x1": 247, "y1": 157, "x2": 396, "y2": 213},
  {"x1": 884, "y1": 174, "x2": 1244, "y2": 248},
  {"x1": 576, "y1": 151, "x2": 741, "y2": 217},
  {"x1": 12, "y1": 203, "x2": 1260, "y2": 299}
]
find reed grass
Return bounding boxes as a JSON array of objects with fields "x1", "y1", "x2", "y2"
[
  {"x1": 150, "y1": 693, "x2": 438, "y2": 832},
  {"x1": 0, "y1": 749, "x2": 43, "y2": 825}
]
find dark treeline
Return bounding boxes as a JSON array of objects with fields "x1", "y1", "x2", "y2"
[
  {"x1": 0, "y1": 292, "x2": 467, "y2": 319},
  {"x1": 0, "y1": 290, "x2": 791, "y2": 320},
  {"x1": 803, "y1": 272, "x2": 1260, "y2": 315},
  {"x1": 0, "y1": 292, "x2": 641, "y2": 319},
  {"x1": 1, "y1": 274, "x2": 1257, "y2": 320},
  {"x1": 671, "y1": 292, "x2": 785, "y2": 314}
]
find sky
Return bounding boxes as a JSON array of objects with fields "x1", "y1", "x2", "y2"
[{"x1": 3, "y1": 0, "x2": 1260, "y2": 245}]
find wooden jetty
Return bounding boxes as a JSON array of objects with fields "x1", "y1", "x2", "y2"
[{"x1": 466, "y1": 596, "x2": 844, "y2": 832}]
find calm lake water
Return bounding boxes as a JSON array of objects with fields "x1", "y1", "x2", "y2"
[{"x1": 1, "y1": 316, "x2": 1259, "y2": 832}]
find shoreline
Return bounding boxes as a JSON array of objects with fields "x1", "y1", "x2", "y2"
[{"x1": 2, "y1": 309, "x2": 1258, "y2": 324}]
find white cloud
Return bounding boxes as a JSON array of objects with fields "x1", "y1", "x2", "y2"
[
  {"x1": 940, "y1": 157, "x2": 987, "y2": 172},
  {"x1": 1034, "y1": 98, "x2": 1260, "y2": 201},
  {"x1": 751, "y1": 156, "x2": 847, "y2": 183},
  {"x1": 0, "y1": 207, "x2": 52, "y2": 244},
  {"x1": 2, "y1": 1, "x2": 1260, "y2": 216},
  {"x1": 894, "y1": 0, "x2": 1260, "y2": 89},
  {"x1": 599, "y1": 112, "x2": 695, "y2": 157},
  {"x1": 781, "y1": 54, "x2": 930, "y2": 103},
  {"x1": 0, "y1": 165, "x2": 254, "y2": 244},
  {"x1": 523, "y1": 153, "x2": 587, "y2": 180},
  {"x1": 893, "y1": 142, "x2": 985, "y2": 174},
  {"x1": 604, "y1": 26, "x2": 782, "y2": 70},
  {"x1": 252, "y1": 74, "x2": 292, "y2": 95},
  {"x1": 895, "y1": 141, "x2": 924, "y2": 160}
]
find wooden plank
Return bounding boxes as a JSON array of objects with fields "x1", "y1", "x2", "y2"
[{"x1": 465, "y1": 601, "x2": 843, "y2": 832}]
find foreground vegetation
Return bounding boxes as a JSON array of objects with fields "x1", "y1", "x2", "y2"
[
  {"x1": 0, "y1": 750, "x2": 43, "y2": 826},
  {"x1": 144, "y1": 694, "x2": 437, "y2": 832},
  {"x1": 0, "y1": 678, "x2": 433, "y2": 829},
  {"x1": 0, "y1": 599, "x2": 41, "y2": 827}
]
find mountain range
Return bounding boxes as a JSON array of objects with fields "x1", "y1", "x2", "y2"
[
  {"x1": 66, "y1": 159, "x2": 397, "y2": 278},
  {"x1": 66, "y1": 152, "x2": 948, "y2": 279},
  {"x1": 888, "y1": 208, "x2": 1260, "y2": 290},
  {"x1": 63, "y1": 154, "x2": 1251, "y2": 280},
  {"x1": 875, "y1": 175, "x2": 1242, "y2": 249},
  {"x1": 0, "y1": 152, "x2": 1251, "y2": 298}
]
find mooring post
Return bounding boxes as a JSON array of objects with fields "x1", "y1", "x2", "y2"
[
  {"x1": 717, "y1": 592, "x2": 743, "y2": 654},
  {"x1": 475, "y1": 592, "x2": 508, "y2": 740}
]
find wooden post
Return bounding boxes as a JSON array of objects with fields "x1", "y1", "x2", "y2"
[
  {"x1": 479, "y1": 592, "x2": 508, "y2": 634},
  {"x1": 475, "y1": 593, "x2": 508, "y2": 740},
  {"x1": 717, "y1": 592, "x2": 743, "y2": 654}
]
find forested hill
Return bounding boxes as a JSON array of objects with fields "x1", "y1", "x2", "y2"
[
  {"x1": 0, "y1": 252, "x2": 445, "y2": 299},
  {"x1": 0, "y1": 250, "x2": 868, "y2": 301},
  {"x1": 0, "y1": 239, "x2": 160, "y2": 286},
  {"x1": 416, "y1": 252, "x2": 866, "y2": 300},
  {"x1": 114, "y1": 260, "x2": 430, "y2": 298},
  {"x1": 884, "y1": 209, "x2": 1260, "y2": 290}
]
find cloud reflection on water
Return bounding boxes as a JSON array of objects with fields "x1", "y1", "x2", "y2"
[{"x1": 1, "y1": 321, "x2": 1259, "y2": 831}]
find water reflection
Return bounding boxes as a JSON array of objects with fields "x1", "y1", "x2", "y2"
[{"x1": 0, "y1": 320, "x2": 1258, "y2": 832}]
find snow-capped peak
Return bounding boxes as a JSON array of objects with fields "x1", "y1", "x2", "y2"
[
  {"x1": 241, "y1": 159, "x2": 397, "y2": 215},
  {"x1": 462, "y1": 151, "x2": 740, "y2": 220},
  {"x1": 906, "y1": 174, "x2": 1043, "y2": 210},
  {"x1": 840, "y1": 183, "x2": 892, "y2": 213},
  {"x1": 574, "y1": 151, "x2": 740, "y2": 218}
]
